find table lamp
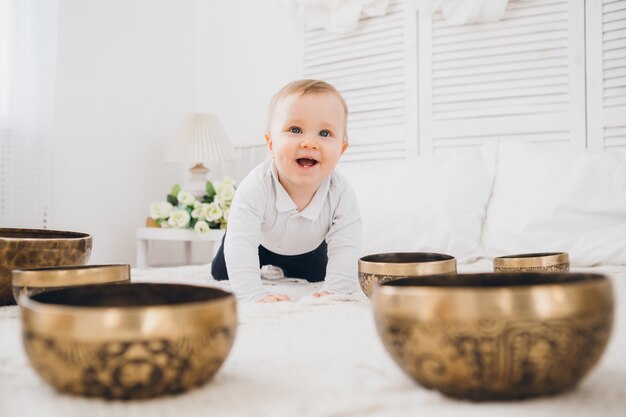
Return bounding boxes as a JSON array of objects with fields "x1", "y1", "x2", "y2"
[{"x1": 164, "y1": 113, "x2": 236, "y2": 196}]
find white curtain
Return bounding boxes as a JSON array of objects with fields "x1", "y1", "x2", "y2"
[
  {"x1": 0, "y1": 0, "x2": 58, "y2": 229},
  {"x1": 297, "y1": 0, "x2": 391, "y2": 33},
  {"x1": 296, "y1": 0, "x2": 514, "y2": 33},
  {"x1": 431, "y1": 0, "x2": 511, "y2": 25}
]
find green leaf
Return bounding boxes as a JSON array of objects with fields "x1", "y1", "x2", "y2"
[
  {"x1": 170, "y1": 183, "x2": 181, "y2": 198},
  {"x1": 205, "y1": 181, "x2": 216, "y2": 197},
  {"x1": 166, "y1": 194, "x2": 178, "y2": 206}
]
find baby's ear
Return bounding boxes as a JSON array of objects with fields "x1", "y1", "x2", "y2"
[
  {"x1": 265, "y1": 133, "x2": 273, "y2": 151},
  {"x1": 341, "y1": 141, "x2": 348, "y2": 155}
]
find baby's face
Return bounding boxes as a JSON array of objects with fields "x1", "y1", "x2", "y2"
[{"x1": 266, "y1": 92, "x2": 347, "y2": 193}]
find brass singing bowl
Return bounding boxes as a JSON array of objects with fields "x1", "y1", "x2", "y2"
[
  {"x1": 12, "y1": 264, "x2": 130, "y2": 303},
  {"x1": 358, "y1": 252, "x2": 457, "y2": 298},
  {"x1": 0, "y1": 228, "x2": 92, "y2": 305},
  {"x1": 20, "y1": 283, "x2": 237, "y2": 400},
  {"x1": 494, "y1": 252, "x2": 569, "y2": 273},
  {"x1": 373, "y1": 273, "x2": 614, "y2": 401}
]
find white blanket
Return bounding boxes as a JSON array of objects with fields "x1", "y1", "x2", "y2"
[{"x1": 1, "y1": 261, "x2": 625, "y2": 417}]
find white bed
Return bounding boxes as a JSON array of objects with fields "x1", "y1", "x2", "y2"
[{"x1": 1, "y1": 261, "x2": 625, "y2": 417}]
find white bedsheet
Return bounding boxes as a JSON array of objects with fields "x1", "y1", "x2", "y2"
[{"x1": 1, "y1": 261, "x2": 625, "y2": 417}]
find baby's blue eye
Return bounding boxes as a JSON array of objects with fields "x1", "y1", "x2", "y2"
[
  {"x1": 320, "y1": 130, "x2": 330, "y2": 137},
  {"x1": 290, "y1": 127, "x2": 302, "y2": 134}
]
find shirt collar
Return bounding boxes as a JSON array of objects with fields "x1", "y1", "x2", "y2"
[
  {"x1": 269, "y1": 161, "x2": 297, "y2": 213},
  {"x1": 269, "y1": 160, "x2": 330, "y2": 220}
]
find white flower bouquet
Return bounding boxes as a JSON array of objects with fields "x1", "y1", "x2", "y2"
[{"x1": 149, "y1": 178, "x2": 236, "y2": 237}]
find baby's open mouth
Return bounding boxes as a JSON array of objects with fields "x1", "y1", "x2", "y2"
[{"x1": 296, "y1": 158, "x2": 318, "y2": 167}]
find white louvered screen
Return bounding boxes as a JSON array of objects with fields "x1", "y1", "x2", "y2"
[
  {"x1": 303, "y1": 0, "x2": 418, "y2": 161},
  {"x1": 418, "y1": 0, "x2": 586, "y2": 152},
  {"x1": 587, "y1": 0, "x2": 626, "y2": 150}
]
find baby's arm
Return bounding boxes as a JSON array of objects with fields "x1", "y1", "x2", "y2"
[
  {"x1": 224, "y1": 175, "x2": 289, "y2": 302},
  {"x1": 321, "y1": 181, "x2": 362, "y2": 295}
]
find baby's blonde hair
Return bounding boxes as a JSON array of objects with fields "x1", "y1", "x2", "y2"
[{"x1": 267, "y1": 79, "x2": 349, "y2": 143}]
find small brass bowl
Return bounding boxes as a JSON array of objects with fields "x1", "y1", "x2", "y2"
[
  {"x1": 20, "y1": 283, "x2": 237, "y2": 400},
  {"x1": 12, "y1": 264, "x2": 131, "y2": 303},
  {"x1": 358, "y1": 252, "x2": 457, "y2": 298},
  {"x1": 494, "y1": 252, "x2": 569, "y2": 273},
  {"x1": 373, "y1": 273, "x2": 614, "y2": 401},
  {"x1": 0, "y1": 228, "x2": 92, "y2": 305}
]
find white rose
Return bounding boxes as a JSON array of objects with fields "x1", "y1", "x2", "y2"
[
  {"x1": 216, "y1": 183, "x2": 235, "y2": 202},
  {"x1": 167, "y1": 209, "x2": 191, "y2": 228},
  {"x1": 149, "y1": 202, "x2": 173, "y2": 220},
  {"x1": 194, "y1": 203, "x2": 207, "y2": 219},
  {"x1": 222, "y1": 177, "x2": 236, "y2": 186},
  {"x1": 191, "y1": 202, "x2": 206, "y2": 220},
  {"x1": 177, "y1": 191, "x2": 196, "y2": 206},
  {"x1": 214, "y1": 180, "x2": 234, "y2": 194},
  {"x1": 222, "y1": 207, "x2": 230, "y2": 220},
  {"x1": 194, "y1": 220, "x2": 210, "y2": 237},
  {"x1": 205, "y1": 202, "x2": 223, "y2": 222},
  {"x1": 215, "y1": 196, "x2": 232, "y2": 210}
]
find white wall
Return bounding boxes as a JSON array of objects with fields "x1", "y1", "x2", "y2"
[
  {"x1": 50, "y1": 0, "x2": 197, "y2": 265},
  {"x1": 48, "y1": 0, "x2": 304, "y2": 265},
  {"x1": 195, "y1": 0, "x2": 302, "y2": 149}
]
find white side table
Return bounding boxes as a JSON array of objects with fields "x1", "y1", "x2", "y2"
[{"x1": 135, "y1": 227, "x2": 225, "y2": 268}]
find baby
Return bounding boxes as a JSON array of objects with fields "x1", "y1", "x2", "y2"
[{"x1": 211, "y1": 79, "x2": 362, "y2": 302}]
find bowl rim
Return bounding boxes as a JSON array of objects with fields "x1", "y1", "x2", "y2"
[
  {"x1": 360, "y1": 252, "x2": 455, "y2": 264},
  {"x1": 493, "y1": 252, "x2": 569, "y2": 267},
  {"x1": 20, "y1": 283, "x2": 237, "y2": 340},
  {"x1": 376, "y1": 272, "x2": 607, "y2": 291},
  {"x1": 19, "y1": 282, "x2": 234, "y2": 312},
  {"x1": 359, "y1": 252, "x2": 457, "y2": 276},
  {"x1": 0, "y1": 227, "x2": 91, "y2": 240},
  {"x1": 12, "y1": 264, "x2": 130, "y2": 288}
]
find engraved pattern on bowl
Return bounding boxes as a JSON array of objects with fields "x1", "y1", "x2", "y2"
[
  {"x1": 0, "y1": 228, "x2": 92, "y2": 305},
  {"x1": 373, "y1": 273, "x2": 614, "y2": 401},
  {"x1": 20, "y1": 283, "x2": 237, "y2": 399}
]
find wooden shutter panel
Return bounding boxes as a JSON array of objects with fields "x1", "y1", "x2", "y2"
[
  {"x1": 587, "y1": 0, "x2": 626, "y2": 150},
  {"x1": 303, "y1": 0, "x2": 417, "y2": 161},
  {"x1": 418, "y1": 0, "x2": 586, "y2": 152}
]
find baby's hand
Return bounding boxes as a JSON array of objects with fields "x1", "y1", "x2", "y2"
[
  {"x1": 258, "y1": 294, "x2": 290, "y2": 303},
  {"x1": 312, "y1": 290, "x2": 332, "y2": 298}
]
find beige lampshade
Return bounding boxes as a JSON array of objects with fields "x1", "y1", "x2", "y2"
[{"x1": 164, "y1": 113, "x2": 236, "y2": 163}]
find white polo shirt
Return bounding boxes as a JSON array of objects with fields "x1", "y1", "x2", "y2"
[{"x1": 223, "y1": 159, "x2": 362, "y2": 301}]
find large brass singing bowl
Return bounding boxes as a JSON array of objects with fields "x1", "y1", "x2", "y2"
[
  {"x1": 373, "y1": 273, "x2": 614, "y2": 401},
  {"x1": 494, "y1": 252, "x2": 569, "y2": 273},
  {"x1": 12, "y1": 264, "x2": 131, "y2": 303},
  {"x1": 0, "y1": 228, "x2": 92, "y2": 305},
  {"x1": 358, "y1": 252, "x2": 456, "y2": 298},
  {"x1": 20, "y1": 283, "x2": 237, "y2": 400}
]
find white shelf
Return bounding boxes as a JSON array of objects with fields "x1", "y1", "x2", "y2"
[
  {"x1": 135, "y1": 227, "x2": 225, "y2": 268},
  {"x1": 136, "y1": 227, "x2": 224, "y2": 242}
]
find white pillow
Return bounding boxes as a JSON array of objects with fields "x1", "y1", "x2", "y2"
[
  {"x1": 338, "y1": 146, "x2": 496, "y2": 263},
  {"x1": 482, "y1": 142, "x2": 626, "y2": 266}
]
